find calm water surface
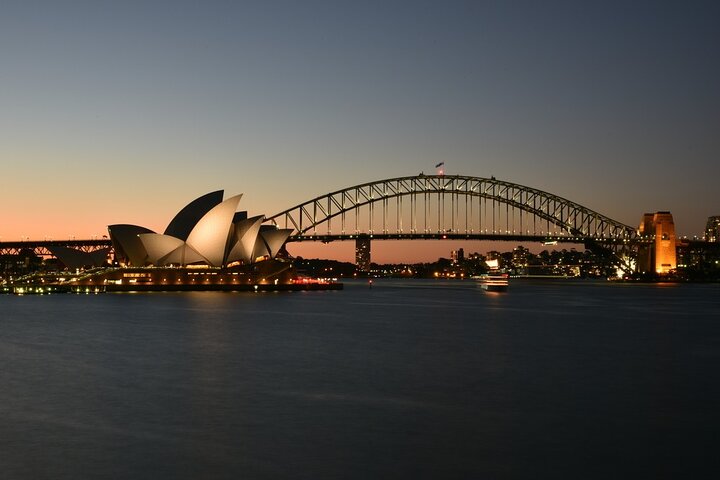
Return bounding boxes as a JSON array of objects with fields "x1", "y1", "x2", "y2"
[{"x1": 1, "y1": 279, "x2": 719, "y2": 479}]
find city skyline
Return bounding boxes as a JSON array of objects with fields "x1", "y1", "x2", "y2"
[{"x1": 2, "y1": 1, "x2": 718, "y2": 263}]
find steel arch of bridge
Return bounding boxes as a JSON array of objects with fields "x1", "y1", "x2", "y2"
[{"x1": 267, "y1": 175, "x2": 638, "y2": 244}]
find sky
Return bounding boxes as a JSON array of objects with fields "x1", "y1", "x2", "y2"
[{"x1": 1, "y1": 0, "x2": 718, "y2": 263}]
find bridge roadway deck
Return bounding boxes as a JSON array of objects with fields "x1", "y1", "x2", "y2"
[
  {"x1": 0, "y1": 239, "x2": 112, "y2": 256},
  {"x1": 286, "y1": 233, "x2": 639, "y2": 245},
  {"x1": 0, "y1": 234, "x2": 656, "y2": 256}
]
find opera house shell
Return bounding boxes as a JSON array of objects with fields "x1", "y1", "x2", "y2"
[{"x1": 108, "y1": 190, "x2": 293, "y2": 268}]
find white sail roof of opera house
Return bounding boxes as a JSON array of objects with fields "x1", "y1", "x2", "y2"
[
  {"x1": 138, "y1": 233, "x2": 207, "y2": 266},
  {"x1": 227, "y1": 215, "x2": 264, "y2": 264},
  {"x1": 186, "y1": 194, "x2": 242, "y2": 266},
  {"x1": 107, "y1": 224, "x2": 154, "y2": 266},
  {"x1": 48, "y1": 245, "x2": 111, "y2": 269},
  {"x1": 255, "y1": 226, "x2": 295, "y2": 259},
  {"x1": 108, "y1": 191, "x2": 292, "y2": 268},
  {"x1": 164, "y1": 190, "x2": 224, "y2": 241}
]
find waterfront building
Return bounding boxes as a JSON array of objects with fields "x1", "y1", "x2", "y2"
[
  {"x1": 706, "y1": 216, "x2": 720, "y2": 242},
  {"x1": 2, "y1": 190, "x2": 337, "y2": 293},
  {"x1": 355, "y1": 237, "x2": 371, "y2": 273},
  {"x1": 43, "y1": 190, "x2": 304, "y2": 290},
  {"x1": 108, "y1": 190, "x2": 292, "y2": 268},
  {"x1": 450, "y1": 248, "x2": 464, "y2": 264}
]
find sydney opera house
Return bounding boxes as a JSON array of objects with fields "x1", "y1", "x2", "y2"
[
  {"x1": 60, "y1": 190, "x2": 336, "y2": 292},
  {"x1": 109, "y1": 190, "x2": 291, "y2": 269}
]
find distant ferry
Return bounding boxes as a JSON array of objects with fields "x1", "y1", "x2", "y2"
[
  {"x1": 474, "y1": 258, "x2": 509, "y2": 292},
  {"x1": 475, "y1": 272, "x2": 509, "y2": 292}
]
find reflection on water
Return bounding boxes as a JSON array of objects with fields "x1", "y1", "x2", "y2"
[{"x1": 2, "y1": 279, "x2": 719, "y2": 479}]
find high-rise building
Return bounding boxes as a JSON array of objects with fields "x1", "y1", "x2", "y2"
[
  {"x1": 355, "y1": 237, "x2": 371, "y2": 273},
  {"x1": 705, "y1": 216, "x2": 720, "y2": 242},
  {"x1": 450, "y1": 248, "x2": 464, "y2": 264}
]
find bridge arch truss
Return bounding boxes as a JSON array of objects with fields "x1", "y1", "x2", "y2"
[{"x1": 267, "y1": 175, "x2": 638, "y2": 244}]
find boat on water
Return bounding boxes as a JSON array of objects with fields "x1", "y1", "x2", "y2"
[
  {"x1": 475, "y1": 272, "x2": 509, "y2": 292},
  {"x1": 474, "y1": 259, "x2": 509, "y2": 292}
]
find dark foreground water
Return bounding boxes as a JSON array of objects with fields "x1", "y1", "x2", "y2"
[{"x1": 2, "y1": 279, "x2": 719, "y2": 479}]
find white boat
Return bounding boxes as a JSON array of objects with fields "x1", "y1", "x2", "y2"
[
  {"x1": 474, "y1": 259, "x2": 509, "y2": 292},
  {"x1": 475, "y1": 272, "x2": 509, "y2": 292}
]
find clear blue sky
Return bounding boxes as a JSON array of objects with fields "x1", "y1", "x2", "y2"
[{"x1": 1, "y1": 0, "x2": 718, "y2": 260}]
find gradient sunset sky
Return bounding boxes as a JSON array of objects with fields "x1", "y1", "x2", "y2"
[{"x1": 1, "y1": 1, "x2": 718, "y2": 262}]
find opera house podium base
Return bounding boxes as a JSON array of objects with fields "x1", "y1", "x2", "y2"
[{"x1": 63, "y1": 260, "x2": 343, "y2": 293}]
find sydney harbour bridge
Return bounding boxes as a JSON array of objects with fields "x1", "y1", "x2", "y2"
[{"x1": 1, "y1": 175, "x2": 650, "y2": 272}]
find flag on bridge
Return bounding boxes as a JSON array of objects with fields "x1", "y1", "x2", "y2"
[{"x1": 435, "y1": 162, "x2": 444, "y2": 168}]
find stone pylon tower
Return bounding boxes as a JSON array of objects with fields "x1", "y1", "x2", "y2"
[{"x1": 637, "y1": 212, "x2": 677, "y2": 275}]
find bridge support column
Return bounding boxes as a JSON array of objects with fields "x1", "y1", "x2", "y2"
[
  {"x1": 638, "y1": 211, "x2": 677, "y2": 275},
  {"x1": 355, "y1": 236, "x2": 371, "y2": 273}
]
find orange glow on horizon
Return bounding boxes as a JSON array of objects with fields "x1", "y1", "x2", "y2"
[{"x1": 287, "y1": 240, "x2": 559, "y2": 264}]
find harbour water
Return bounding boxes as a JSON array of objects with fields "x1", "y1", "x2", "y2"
[{"x1": 2, "y1": 279, "x2": 719, "y2": 479}]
